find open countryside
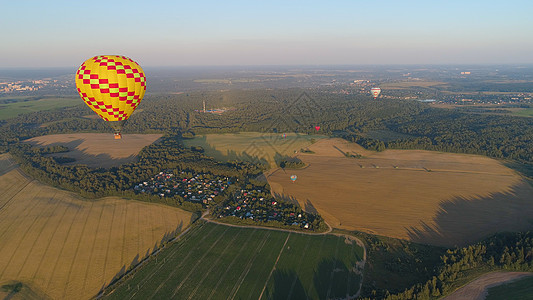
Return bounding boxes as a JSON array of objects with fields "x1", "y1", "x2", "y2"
[
  {"x1": 0, "y1": 154, "x2": 192, "y2": 299},
  {"x1": 0, "y1": 96, "x2": 80, "y2": 120},
  {"x1": 103, "y1": 221, "x2": 364, "y2": 300},
  {"x1": 182, "y1": 132, "x2": 327, "y2": 168},
  {"x1": 25, "y1": 133, "x2": 163, "y2": 168},
  {"x1": 266, "y1": 138, "x2": 533, "y2": 247}
]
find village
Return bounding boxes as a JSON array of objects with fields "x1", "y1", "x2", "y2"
[
  {"x1": 134, "y1": 171, "x2": 321, "y2": 230},
  {"x1": 133, "y1": 171, "x2": 231, "y2": 205},
  {"x1": 213, "y1": 187, "x2": 322, "y2": 230}
]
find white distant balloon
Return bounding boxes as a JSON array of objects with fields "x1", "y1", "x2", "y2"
[{"x1": 371, "y1": 87, "x2": 381, "y2": 99}]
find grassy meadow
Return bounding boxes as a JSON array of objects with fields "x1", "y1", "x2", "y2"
[
  {"x1": 0, "y1": 96, "x2": 80, "y2": 120},
  {"x1": 104, "y1": 222, "x2": 364, "y2": 300}
]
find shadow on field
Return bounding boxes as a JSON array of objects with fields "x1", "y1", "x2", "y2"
[
  {"x1": 266, "y1": 270, "x2": 308, "y2": 300},
  {"x1": 406, "y1": 181, "x2": 533, "y2": 247},
  {"x1": 102, "y1": 221, "x2": 184, "y2": 295},
  {"x1": 272, "y1": 192, "x2": 301, "y2": 208},
  {"x1": 313, "y1": 258, "x2": 361, "y2": 300},
  {"x1": 26, "y1": 138, "x2": 139, "y2": 169},
  {"x1": 185, "y1": 135, "x2": 271, "y2": 166}
]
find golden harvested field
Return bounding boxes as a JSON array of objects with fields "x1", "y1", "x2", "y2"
[
  {"x1": 0, "y1": 154, "x2": 192, "y2": 300},
  {"x1": 267, "y1": 138, "x2": 533, "y2": 247},
  {"x1": 24, "y1": 133, "x2": 162, "y2": 168},
  {"x1": 182, "y1": 132, "x2": 327, "y2": 167}
]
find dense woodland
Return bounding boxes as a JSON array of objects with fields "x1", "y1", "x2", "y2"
[{"x1": 2, "y1": 89, "x2": 531, "y2": 164}]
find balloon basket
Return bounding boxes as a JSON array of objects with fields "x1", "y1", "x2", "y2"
[{"x1": 114, "y1": 133, "x2": 122, "y2": 140}]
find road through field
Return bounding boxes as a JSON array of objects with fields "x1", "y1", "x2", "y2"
[
  {"x1": 442, "y1": 271, "x2": 533, "y2": 300},
  {"x1": 0, "y1": 154, "x2": 192, "y2": 300}
]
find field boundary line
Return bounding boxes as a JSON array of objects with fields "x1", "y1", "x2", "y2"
[
  {"x1": 17, "y1": 191, "x2": 71, "y2": 280},
  {"x1": 0, "y1": 179, "x2": 35, "y2": 242},
  {"x1": 203, "y1": 216, "x2": 332, "y2": 235},
  {"x1": 44, "y1": 195, "x2": 84, "y2": 292},
  {"x1": 0, "y1": 189, "x2": 60, "y2": 279},
  {"x1": 42, "y1": 193, "x2": 81, "y2": 292},
  {"x1": 170, "y1": 227, "x2": 231, "y2": 298},
  {"x1": 62, "y1": 201, "x2": 95, "y2": 299},
  {"x1": 11, "y1": 190, "x2": 61, "y2": 278},
  {"x1": 258, "y1": 233, "x2": 291, "y2": 300},
  {"x1": 145, "y1": 223, "x2": 222, "y2": 300},
  {"x1": 229, "y1": 231, "x2": 272, "y2": 300},
  {"x1": 118, "y1": 222, "x2": 203, "y2": 300},
  {"x1": 186, "y1": 228, "x2": 242, "y2": 300},
  {"x1": 207, "y1": 228, "x2": 260, "y2": 300},
  {"x1": 0, "y1": 175, "x2": 31, "y2": 212},
  {"x1": 81, "y1": 202, "x2": 107, "y2": 295},
  {"x1": 120, "y1": 202, "x2": 129, "y2": 269},
  {"x1": 102, "y1": 200, "x2": 119, "y2": 283}
]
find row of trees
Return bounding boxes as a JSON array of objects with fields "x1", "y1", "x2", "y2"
[{"x1": 363, "y1": 231, "x2": 533, "y2": 299}]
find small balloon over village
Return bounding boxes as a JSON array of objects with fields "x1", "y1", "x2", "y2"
[{"x1": 371, "y1": 87, "x2": 381, "y2": 99}]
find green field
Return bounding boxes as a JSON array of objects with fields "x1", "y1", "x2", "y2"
[
  {"x1": 0, "y1": 96, "x2": 80, "y2": 120},
  {"x1": 103, "y1": 222, "x2": 363, "y2": 300},
  {"x1": 182, "y1": 132, "x2": 327, "y2": 167},
  {"x1": 486, "y1": 275, "x2": 533, "y2": 300},
  {"x1": 512, "y1": 107, "x2": 533, "y2": 117}
]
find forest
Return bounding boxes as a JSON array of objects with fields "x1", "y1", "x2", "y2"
[
  {"x1": 2, "y1": 89, "x2": 531, "y2": 163},
  {"x1": 361, "y1": 231, "x2": 533, "y2": 299}
]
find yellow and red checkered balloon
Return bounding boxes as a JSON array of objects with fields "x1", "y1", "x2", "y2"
[{"x1": 75, "y1": 55, "x2": 146, "y2": 138}]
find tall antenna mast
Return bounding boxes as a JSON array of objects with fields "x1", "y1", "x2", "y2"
[{"x1": 203, "y1": 100, "x2": 206, "y2": 113}]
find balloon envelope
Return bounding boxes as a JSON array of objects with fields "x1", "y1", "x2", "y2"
[
  {"x1": 315, "y1": 126, "x2": 320, "y2": 131},
  {"x1": 75, "y1": 55, "x2": 146, "y2": 138},
  {"x1": 371, "y1": 87, "x2": 381, "y2": 99},
  {"x1": 290, "y1": 175, "x2": 297, "y2": 181}
]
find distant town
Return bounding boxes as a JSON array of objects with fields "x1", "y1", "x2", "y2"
[{"x1": 0, "y1": 79, "x2": 70, "y2": 93}]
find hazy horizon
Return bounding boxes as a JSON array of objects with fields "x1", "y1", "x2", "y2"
[{"x1": 2, "y1": 0, "x2": 533, "y2": 68}]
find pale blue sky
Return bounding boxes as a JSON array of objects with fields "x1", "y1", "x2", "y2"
[{"x1": 1, "y1": 0, "x2": 533, "y2": 67}]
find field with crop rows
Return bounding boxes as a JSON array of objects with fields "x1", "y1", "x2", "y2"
[{"x1": 104, "y1": 222, "x2": 364, "y2": 300}]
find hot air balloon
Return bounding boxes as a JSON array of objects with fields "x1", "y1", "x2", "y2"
[
  {"x1": 315, "y1": 126, "x2": 320, "y2": 131},
  {"x1": 75, "y1": 55, "x2": 146, "y2": 139},
  {"x1": 370, "y1": 87, "x2": 381, "y2": 99},
  {"x1": 290, "y1": 175, "x2": 297, "y2": 182}
]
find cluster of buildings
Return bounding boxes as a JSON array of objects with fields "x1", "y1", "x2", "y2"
[
  {"x1": 133, "y1": 171, "x2": 231, "y2": 205},
  {"x1": 0, "y1": 79, "x2": 70, "y2": 94},
  {"x1": 215, "y1": 188, "x2": 312, "y2": 229},
  {"x1": 0, "y1": 81, "x2": 40, "y2": 92}
]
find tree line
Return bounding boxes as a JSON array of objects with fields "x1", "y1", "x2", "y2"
[
  {"x1": 362, "y1": 231, "x2": 533, "y2": 299},
  {"x1": 2, "y1": 89, "x2": 531, "y2": 165}
]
